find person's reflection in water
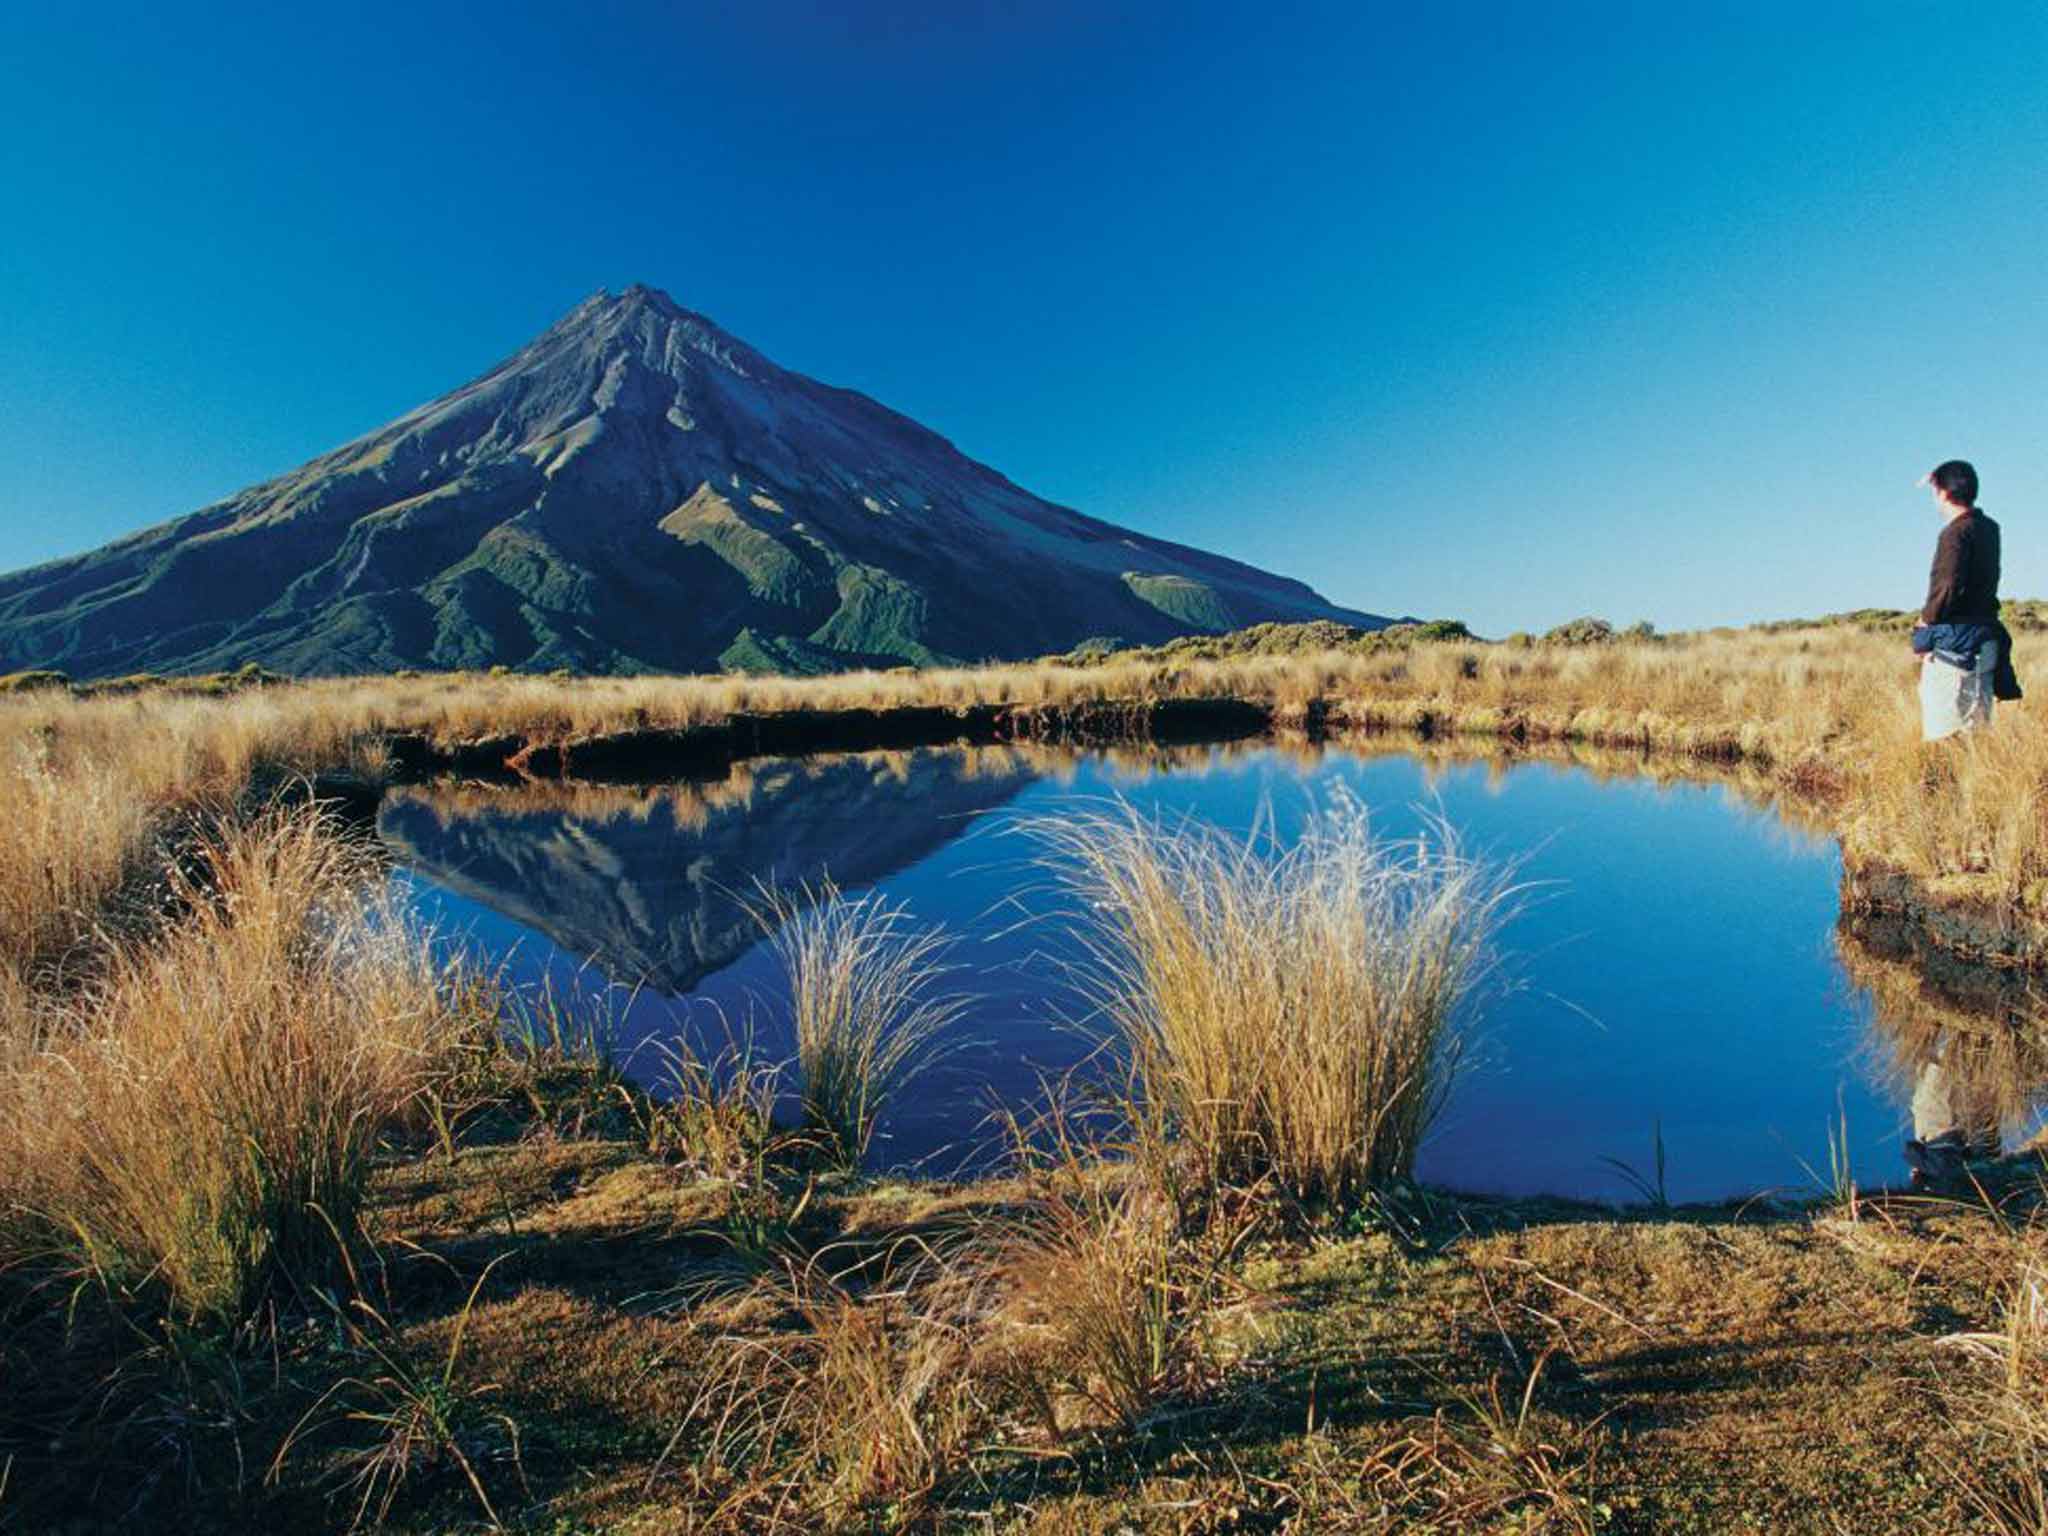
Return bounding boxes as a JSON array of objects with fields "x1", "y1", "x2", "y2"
[
  {"x1": 1836, "y1": 905, "x2": 2046, "y2": 1191},
  {"x1": 1905, "y1": 1031, "x2": 2005, "y2": 1187}
]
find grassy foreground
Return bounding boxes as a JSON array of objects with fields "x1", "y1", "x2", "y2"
[
  {"x1": 14, "y1": 1045, "x2": 2045, "y2": 1532},
  {"x1": 7, "y1": 947, "x2": 2044, "y2": 1532},
  {"x1": 4, "y1": 619, "x2": 2048, "y2": 1531},
  {"x1": 275, "y1": 1127, "x2": 2048, "y2": 1534}
]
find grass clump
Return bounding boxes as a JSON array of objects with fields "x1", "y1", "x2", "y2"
[
  {"x1": 1000, "y1": 1184, "x2": 1187, "y2": 1431},
  {"x1": 1939, "y1": 1247, "x2": 2048, "y2": 1533},
  {"x1": 0, "y1": 741, "x2": 156, "y2": 984},
  {"x1": 1035, "y1": 791, "x2": 1515, "y2": 1208},
  {"x1": 985, "y1": 1147, "x2": 1241, "y2": 1437},
  {"x1": 0, "y1": 804, "x2": 475, "y2": 1330},
  {"x1": 630, "y1": 1031, "x2": 785, "y2": 1181},
  {"x1": 663, "y1": 1255, "x2": 986, "y2": 1529},
  {"x1": 275, "y1": 1256, "x2": 524, "y2": 1531},
  {"x1": 756, "y1": 881, "x2": 965, "y2": 1169}
]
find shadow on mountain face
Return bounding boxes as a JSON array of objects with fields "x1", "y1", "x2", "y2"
[{"x1": 377, "y1": 747, "x2": 1047, "y2": 994}]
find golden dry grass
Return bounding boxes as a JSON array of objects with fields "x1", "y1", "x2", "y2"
[
  {"x1": 0, "y1": 743, "x2": 154, "y2": 985},
  {"x1": 665, "y1": 1256, "x2": 989, "y2": 1528},
  {"x1": 1934, "y1": 1231, "x2": 2048, "y2": 1534},
  {"x1": 1031, "y1": 793, "x2": 1517, "y2": 1205},
  {"x1": 0, "y1": 806, "x2": 479, "y2": 1328},
  {"x1": 754, "y1": 881, "x2": 968, "y2": 1169},
  {"x1": 4, "y1": 623, "x2": 2043, "y2": 932},
  {"x1": 256, "y1": 1121, "x2": 2032, "y2": 1535},
  {"x1": 0, "y1": 627, "x2": 2032, "y2": 1292},
  {"x1": 3, "y1": 624, "x2": 2047, "y2": 1527},
  {"x1": 0, "y1": 624, "x2": 2030, "y2": 1330}
]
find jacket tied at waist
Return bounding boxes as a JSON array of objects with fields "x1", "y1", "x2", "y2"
[{"x1": 1911, "y1": 619, "x2": 2025, "y2": 702}]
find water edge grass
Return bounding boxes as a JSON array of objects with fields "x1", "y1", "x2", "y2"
[
  {"x1": 1030, "y1": 792, "x2": 1520, "y2": 1208},
  {"x1": 754, "y1": 880, "x2": 968, "y2": 1170},
  {"x1": 0, "y1": 803, "x2": 484, "y2": 1331}
]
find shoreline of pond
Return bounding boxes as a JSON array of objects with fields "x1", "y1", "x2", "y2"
[{"x1": 325, "y1": 697, "x2": 2048, "y2": 974}]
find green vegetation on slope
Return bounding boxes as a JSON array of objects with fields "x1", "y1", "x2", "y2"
[{"x1": 1121, "y1": 570, "x2": 1241, "y2": 631}]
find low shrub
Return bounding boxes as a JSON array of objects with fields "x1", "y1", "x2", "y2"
[
  {"x1": 1541, "y1": 616, "x2": 1615, "y2": 646},
  {"x1": 0, "y1": 669, "x2": 69, "y2": 693},
  {"x1": 1401, "y1": 618, "x2": 1476, "y2": 642}
]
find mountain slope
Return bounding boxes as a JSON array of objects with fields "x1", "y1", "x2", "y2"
[{"x1": 0, "y1": 285, "x2": 1390, "y2": 677}]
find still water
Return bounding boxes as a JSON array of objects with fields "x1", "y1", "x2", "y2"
[{"x1": 381, "y1": 742, "x2": 1994, "y2": 1203}]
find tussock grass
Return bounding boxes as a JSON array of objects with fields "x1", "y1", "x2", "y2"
[
  {"x1": 630, "y1": 1031, "x2": 785, "y2": 1181},
  {"x1": 1940, "y1": 1246, "x2": 2048, "y2": 1534},
  {"x1": 0, "y1": 805, "x2": 474, "y2": 1329},
  {"x1": 662, "y1": 1255, "x2": 986, "y2": 1530},
  {"x1": 768, "y1": 1279, "x2": 977, "y2": 1519},
  {"x1": 1033, "y1": 792, "x2": 1516, "y2": 1205},
  {"x1": 981, "y1": 1138, "x2": 1247, "y2": 1437},
  {"x1": 755, "y1": 882, "x2": 966, "y2": 1168},
  {"x1": 0, "y1": 743, "x2": 155, "y2": 983},
  {"x1": 992, "y1": 1181, "x2": 1187, "y2": 1432}
]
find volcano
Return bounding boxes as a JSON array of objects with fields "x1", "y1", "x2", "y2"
[{"x1": 0, "y1": 285, "x2": 1389, "y2": 677}]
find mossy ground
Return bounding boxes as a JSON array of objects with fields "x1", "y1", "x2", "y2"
[{"x1": 22, "y1": 1056, "x2": 2030, "y2": 1534}]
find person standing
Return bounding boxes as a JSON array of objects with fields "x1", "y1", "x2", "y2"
[{"x1": 1912, "y1": 459, "x2": 2016, "y2": 741}]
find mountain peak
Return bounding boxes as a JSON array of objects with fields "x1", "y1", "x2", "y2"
[
  {"x1": 610, "y1": 281, "x2": 681, "y2": 317},
  {"x1": 549, "y1": 283, "x2": 702, "y2": 338},
  {"x1": 541, "y1": 285, "x2": 755, "y2": 383}
]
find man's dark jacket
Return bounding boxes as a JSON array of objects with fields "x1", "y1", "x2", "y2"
[{"x1": 1909, "y1": 507, "x2": 2022, "y2": 701}]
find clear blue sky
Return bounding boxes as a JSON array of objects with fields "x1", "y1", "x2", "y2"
[{"x1": 3, "y1": 1, "x2": 2045, "y2": 634}]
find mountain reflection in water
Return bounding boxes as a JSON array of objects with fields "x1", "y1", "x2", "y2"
[
  {"x1": 379, "y1": 747, "x2": 1056, "y2": 995},
  {"x1": 384, "y1": 740, "x2": 2046, "y2": 1198}
]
